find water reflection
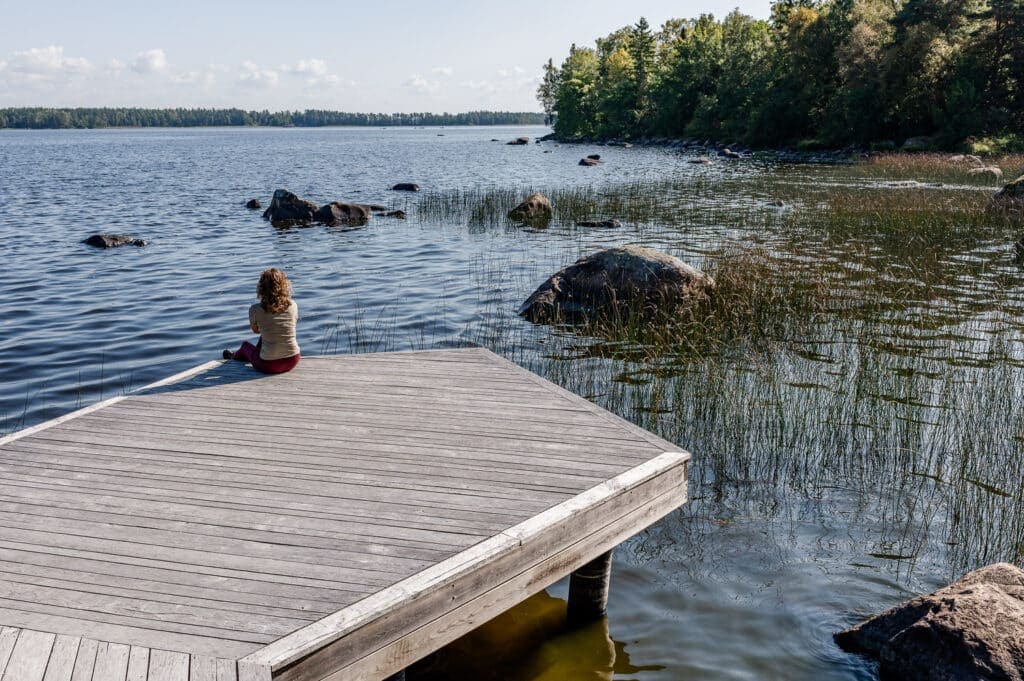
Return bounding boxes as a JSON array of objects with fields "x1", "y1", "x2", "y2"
[{"x1": 411, "y1": 591, "x2": 661, "y2": 681}]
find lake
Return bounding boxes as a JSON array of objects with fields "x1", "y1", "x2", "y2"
[{"x1": 1, "y1": 125, "x2": 1022, "y2": 679}]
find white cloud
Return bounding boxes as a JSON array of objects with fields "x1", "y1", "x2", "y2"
[
  {"x1": 404, "y1": 73, "x2": 440, "y2": 95},
  {"x1": 106, "y1": 58, "x2": 125, "y2": 73},
  {"x1": 7, "y1": 46, "x2": 91, "y2": 78},
  {"x1": 498, "y1": 66, "x2": 527, "y2": 78},
  {"x1": 460, "y1": 80, "x2": 496, "y2": 92},
  {"x1": 171, "y1": 68, "x2": 216, "y2": 86},
  {"x1": 238, "y1": 61, "x2": 279, "y2": 87},
  {"x1": 0, "y1": 60, "x2": 6, "y2": 73},
  {"x1": 131, "y1": 49, "x2": 167, "y2": 74},
  {"x1": 293, "y1": 59, "x2": 327, "y2": 77},
  {"x1": 431, "y1": 66, "x2": 453, "y2": 77}
]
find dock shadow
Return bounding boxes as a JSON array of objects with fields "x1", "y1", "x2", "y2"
[{"x1": 136, "y1": 359, "x2": 269, "y2": 397}]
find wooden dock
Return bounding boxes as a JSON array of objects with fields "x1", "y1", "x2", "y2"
[{"x1": 0, "y1": 348, "x2": 689, "y2": 681}]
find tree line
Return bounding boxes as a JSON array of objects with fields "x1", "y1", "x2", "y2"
[
  {"x1": 537, "y1": 0, "x2": 1024, "y2": 150},
  {"x1": 0, "y1": 108, "x2": 545, "y2": 129}
]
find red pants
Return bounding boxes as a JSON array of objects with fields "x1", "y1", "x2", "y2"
[{"x1": 232, "y1": 340, "x2": 300, "y2": 374}]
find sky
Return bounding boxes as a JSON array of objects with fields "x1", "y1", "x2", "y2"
[{"x1": 0, "y1": 0, "x2": 772, "y2": 113}]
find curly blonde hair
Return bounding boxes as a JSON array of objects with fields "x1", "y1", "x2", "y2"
[{"x1": 257, "y1": 268, "x2": 293, "y2": 313}]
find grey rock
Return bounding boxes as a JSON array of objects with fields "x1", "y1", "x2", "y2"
[
  {"x1": 391, "y1": 183, "x2": 421, "y2": 192},
  {"x1": 991, "y1": 175, "x2": 1024, "y2": 214},
  {"x1": 508, "y1": 192, "x2": 552, "y2": 223},
  {"x1": 835, "y1": 562, "x2": 1024, "y2": 681},
  {"x1": 969, "y1": 166, "x2": 1004, "y2": 181},
  {"x1": 519, "y1": 245, "x2": 714, "y2": 323},
  {"x1": 245, "y1": 198, "x2": 261, "y2": 210},
  {"x1": 84, "y1": 234, "x2": 146, "y2": 249},
  {"x1": 262, "y1": 189, "x2": 318, "y2": 222},
  {"x1": 313, "y1": 202, "x2": 370, "y2": 226},
  {"x1": 719, "y1": 148, "x2": 741, "y2": 159},
  {"x1": 507, "y1": 137, "x2": 530, "y2": 145},
  {"x1": 381, "y1": 210, "x2": 406, "y2": 219},
  {"x1": 579, "y1": 157, "x2": 603, "y2": 166}
]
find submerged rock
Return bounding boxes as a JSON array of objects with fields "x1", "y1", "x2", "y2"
[
  {"x1": 507, "y1": 137, "x2": 530, "y2": 145},
  {"x1": 313, "y1": 202, "x2": 370, "y2": 226},
  {"x1": 84, "y1": 234, "x2": 146, "y2": 249},
  {"x1": 689, "y1": 157, "x2": 712, "y2": 165},
  {"x1": 579, "y1": 157, "x2": 603, "y2": 166},
  {"x1": 576, "y1": 219, "x2": 622, "y2": 228},
  {"x1": 519, "y1": 245, "x2": 714, "y2": 323},
  {"x1": 991, "y1": 175, "x2": 1024, "y2": 214},
  {"x1": 719, "y1": 148, "x2": 741, "y2": 159},
  {"x1": 508, "y1": 192, "x2": 552, "y2": 223},
  {"x1": 835, "y1": 563, "x2": 1024, "y2": 681},
  {"x1": 262, "y1": 189, "x2": 318, "y2": 222},
  {"x1": 391, "y1": 183, "x2": 421, "y2": 192},
  {"x1": 587, "y1": 154, "x2": 601, "y2": 160},
  {"x1": 381, "y1": 209, "x2": 406, "y2": 219},
  {"x1": 245, "y1": 198, "x2": 262, "y2": 210}
]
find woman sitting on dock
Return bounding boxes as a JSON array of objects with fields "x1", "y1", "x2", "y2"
[{"x1": 223, "y1": 268, "x2": 301, "y2": 374}]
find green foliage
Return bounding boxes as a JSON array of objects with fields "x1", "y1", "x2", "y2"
[
  {"x1": 538, "y1": 0, "x2": 1024, "y2": 148},
  {"x1": 0, "y1": 108, "x2": 545, "y2": 129}
]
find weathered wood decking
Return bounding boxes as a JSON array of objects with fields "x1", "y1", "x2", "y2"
[{"x1": 0, "y1": 348, "x2": 689, "y2": 681}]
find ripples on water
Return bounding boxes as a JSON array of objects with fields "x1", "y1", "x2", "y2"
[{"x1": 2, "y1": 126, "x2": 1022, "y2": 680}]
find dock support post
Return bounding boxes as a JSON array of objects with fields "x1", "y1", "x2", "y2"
[
  {"x1": 383, "y1": 671, "x2": 406, "y2": 681},
  {"x1": 567, "y1": 550, "x2": 613, "y2": 624}
]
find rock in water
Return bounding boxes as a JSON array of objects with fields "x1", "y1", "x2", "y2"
[
  {"x1": 834, "y1": 562, "x2": 1024, "y2": 681},
  {"x1": 519, "y1": 245, "x2": 714, "y2": 323},
  {"x1": 83, "y1": 234, "x2": 146, "y2": 249},
  {"x1": 587, "y1": 154, "x2": 601, "y2": 160},
  {"x1": 576, "y1": 219, "x2": 622, "y2": 228},
  {"x1": 991, "y1": 175, "x2": 1024, "y2": 214},
  {"x1": 508, "y1": 192, "x2": 552, "y2": 222},
  {"x1": 579, "y1": 157, "x2": 603, "y2": 166},
  {"x1": 507, "y1": 137, "x2": 530, "y2": 145},
  {"x1": 262, "y1": 189, "x2": 318, "y2": 222},
  {"x1": 245, "y1": 198, "x2": 262, "y2": 210},
  {"x1": 719, "y1": 148, "x2": 741, "y2": 159},
  {"x1": 381, "y1": 210, "x2": 406, "y2": 219},
  {"x1": 313, "y1": 202, "x2": 370, "y2": 226},
  {"x1": 391, "y1": 183, "x2": 421, "y2": 192}
]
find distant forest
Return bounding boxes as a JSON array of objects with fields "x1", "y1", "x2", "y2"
[
  {"x1": 537, "y1": 0, "x2": 1024, "y2": 150},
  {"x1": 0, "y1": 108, "x2": 545, "y2": 129}
]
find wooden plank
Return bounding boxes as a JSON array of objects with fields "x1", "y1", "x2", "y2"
[
  {"x1": 0, "y1": 628, "x2": 18, "y2": 676},
  {"x1": 91, "y1": 642, "x2": 130, "y2": 681},
  {"x1": 2, "y1": 629, "x2": 55, "y2": 681},
  {"x1": 69, "y1": 639, "x2": 97, "y2": 681},
  {"x1": 0, "y1": 362, "x2": 222, "y2": 448},
  {"x1": 214, "y1": 660, "x2": 235, "y2": 681},
  {"x1": 0, "y1": 607, "x2": 260, "y2": 659},
  {"x1": 189, "y1": 655, "x2": 217, "y2": 681},
  {"x1": 42, "y1": 636, "x2": 81, "y2": 681},
  {"x1": 125, "y1": 648, "x2": 149, "y2": 681},
  {"x1": 244, "y1": 451, "x2": 688, "y2": 673},
  {"x1": 147, "y1": 650, "x2": 188, "y2": 681}
]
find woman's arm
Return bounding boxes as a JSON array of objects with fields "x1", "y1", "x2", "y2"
[{"x1": 250, "y1": 321, "x2": 260, "y2": 333}]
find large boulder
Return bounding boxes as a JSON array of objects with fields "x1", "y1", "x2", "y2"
[
  {"x1": 83, "y1": 234, "x2": 146, "y2": 249},
  {"x1": 519, "y1": 245, "x2": 715, "y2": 322},
  {"x1": 835, "y1": 562, "x2": 1024, "y2": 681},
  {"x1": 313, "y1": 202, "x2": 370, "y2": 226},
  {"x1": 991, "y1": 175, "x2": 1024, "y2": 214},
  {"x1": 262, "y1": 189, "x2": 318, "y2": 222},
  {"x1": 508, "y1": 192, "x2": 552, "y2": 222}
]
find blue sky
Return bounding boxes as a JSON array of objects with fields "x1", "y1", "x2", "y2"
[{"x1": 0, "y1": 0, "x2": 771, "y2": 111}]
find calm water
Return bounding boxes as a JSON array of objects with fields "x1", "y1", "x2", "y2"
[{"x1": 2, "y1": 126, "x2": 1022, "y2": 680}]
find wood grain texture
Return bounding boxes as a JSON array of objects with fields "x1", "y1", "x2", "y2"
[{"x1": 0, "y1": 349, "x2": 690, "y2": 681}]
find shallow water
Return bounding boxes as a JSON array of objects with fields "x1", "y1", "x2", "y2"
[{"x1": 2, "y1": 126, "x2": 1022, "y2": 679}]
